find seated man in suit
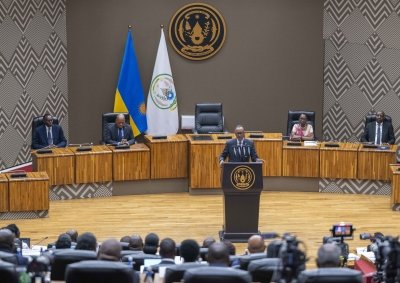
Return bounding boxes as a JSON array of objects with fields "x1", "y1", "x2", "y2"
[
  {"x1": 361, "y1": 111, "x2": 395, "y2": 144},
  {"x1": 32, "y1": 114, "x2": 67, "y2": 149},
  {"x1": 207, "y1": 242, "x2": 230, "y2": 267},
  {"x1": 219, "y1": 125, "x2": 264, "y2": 166},
  {"x1": 105, "y1": 114, "x2": 135, "y2": 145},
  {"x1": 316, "y1": 243, "x2": 341, "y2": 268}
]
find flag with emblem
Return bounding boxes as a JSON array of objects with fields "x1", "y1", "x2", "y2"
[
  {"x1": 146, "y1": 29, "x2": 178, "y2": 135},
  {"x1": 114, "y1": 30, "x2": 147, "y2": 136}
]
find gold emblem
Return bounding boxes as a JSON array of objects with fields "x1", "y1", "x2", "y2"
[
  {"x1": 230, "y1": 166, "x2": 255, "y2": 190},
  {"x1": 169, "y1": 3, "x2": 226, "y2": 60}
]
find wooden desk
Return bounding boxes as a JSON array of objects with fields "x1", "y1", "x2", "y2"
[
  {"x1": 187, "y1": 134, "x2": 234, "y2": 189},
  {"x1": 108, "y1": 144, "x2": 150, "y2": 181},
  {"x1": 358, "y1": 145, "x2": 397, "y2": 181},
  {"x1": 320, "y1": 142, "x2": 360, "y2": 179},
  {"x1": 145, "y1": 135, "x2": 188, "y2": 179},
  {"x1": 70, "y1": 145, "x2": 113, "y2": 184},
  {"x1": 31, "y1": 148, "x2": 75, "y2": 185},
  {"x1": 0, "y1": 173, "x2": 8, "y2": 212},
  {"x1": 5, "y1": 172, "x2": 49, "y2": 211},
  {"x1": 390, "y1": 165, "x2": 400, "y2": 205},
  {"x1": 245, "y1": 133, "x2": 282, "y2": 176},
  {"x1": 282, "y1": 141, "x2": 320, "y2": 177}
]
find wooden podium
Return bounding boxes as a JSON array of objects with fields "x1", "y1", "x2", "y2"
[
  {"x1": 108, "y1": 144, "x2": 150, "y2": 181},
  {"x1": 0, "y1": 173, "x2": 8, "y2": 212},
  {"x1": 31, "y1": 148, "x2": 75, "y2": 185},
  {"x1": 320, "y1": 142, "x2": 360, "y2": 179},
  {"x1": 219, "y1": 162, "x2": 263, "y2": 242},
  {"x1": 145, "y1": 135, "x2": 188, "y2": 179},
  {"x1": 283, "y1": 141, "x2": 320, "y2": 177},
  {"x1": 5, "y1": 172, "x2": 49, "y2": 211},
  {"x1": 358, "y1": 145, "x2": 398, "y2": 181},
  {"x1": 390, "y1": 165, "x2": 400, "y2": 205},
  {"x1": 70, "y1": 145, "x2": 112, "y2": 184}
]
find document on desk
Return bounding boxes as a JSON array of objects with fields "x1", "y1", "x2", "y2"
[
  {"x1": 356, "y1": 247, "x2": 368, "y2": 255},
  {"x1": 304, "y1": 141, "x2": 318, "y2": 146}
]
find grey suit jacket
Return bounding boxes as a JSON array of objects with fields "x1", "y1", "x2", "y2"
[
  {"x1": 219, "y1": 138, "x2": 259, "y2": 162},
  {"x1": 105, "y1": 123, "x2": 135, "y2": 145},
  {"x1": 360, "y1": 121, "x2": 395, "y2": 144}
]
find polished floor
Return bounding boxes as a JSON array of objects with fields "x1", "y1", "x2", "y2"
[{"x1": 1, "y1": 191, "x2": 399, "y2": 269}]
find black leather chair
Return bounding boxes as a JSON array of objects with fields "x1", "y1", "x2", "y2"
[
  {"x1": 183, "y1": 266, "x2": 251, "y2": 283},
  {"x1": 120, "y1": 250, "x2": 144, "y2": 258},
  {"x1": 101, "y1": 112, "x2": 130, "y2": 144},
  {"x1": 0, "y1": 251, "x2": 18, "y2": 265},
  {"x1": 65, "y1": 260, "x2": 136, "y2": 283},
  {"x1": 50, "y1": 250, "x2": 97, "y2": 281},
  {"x1": 121, "y1": 253, "x2": 161, "y2": 271},
  {"x1": 164, "y1": 263, "x2": 207, "y2": 283},
  {"x1": 247, "y1": 258, "x2": 282, "y2": 283},
  {"x1": 119, "y1": 242, "x2": 129, "y2": 250},
  {"x1": 365, "y1": 114, "x2": 392, "y2": 124},
  {"x1": 31, "y1": 115, "x2": 59, "y2": 148},
  {"x1": 267, "y1": 240, "x2": 282, "y2": 258},
  {"x1": 199, "y1": 247, "x2": 209, "y2": 261},
  {"x1": 239, "y1": 252, "x2": 267, "y2": 270},
  {"x1": 0, "y1": 261, "x2": 19, "y2": 283},
  {"x1": 193, "y1": 103, "x2": 227, "y2": 134},
  {"x1": 298, "y1": 267, "x2": 363, "y2": 283},
  {"x1": 286, "y1": 110, "x2": 316, "y2": 140}
]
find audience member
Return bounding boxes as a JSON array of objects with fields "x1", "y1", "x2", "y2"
[
  {"x1": 316, "y1": 243, "x2": 341, "y2": 268},
  {"x1": 207, "y1": 242, "x2": 230, "y2": 267},
  {"x1": 248, "y1": 235, "x2": 266, "y2": 254},
  {"x1": 56, "y1": 233, "x2": 72, "y2": 249},
  {"x1": 202, "y1": 237, "x2": 216, "y2": 248},
  {"x1": 157, "y1": 238, "x2": 176, "y2": 265},
  {"x1": 180, "y1": 239, "x2": 200, "y2": 262},
  {"x1": 143, "y1": 233, "x2": 159, "y2": 254},
  {"x1": 75, "y1": 232, "x2": 97, "y2": 251},
  {"x1": 224, "y1": 240, "x2": 236, "y2": 255},
  {"x1": 120, "y1": 236, "x2": 131, "y2": 243},
  {"x1": 66, "y1": 229, "x2": 78, "y2": 243},
  {"x1": 129, "y1": 234, "x2": 143, "y2": 251},
  {"x1": 7, "y1": 223, "x2": 28, "y2": 249},
  {"x1": 0, "y1": 228, "x2": 28, "y2": 265}
]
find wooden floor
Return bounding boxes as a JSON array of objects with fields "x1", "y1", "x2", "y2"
[{"x1": 1, "y1": 191, "x2": 399, "y2": 269}]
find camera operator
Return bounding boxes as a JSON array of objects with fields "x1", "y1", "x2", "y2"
[
  {"x1": 316, "y1": 243, "x2": 341, "y2": 268},
  {"x1": 279, "y1": 234, "x2": 307, "y2": 283}
]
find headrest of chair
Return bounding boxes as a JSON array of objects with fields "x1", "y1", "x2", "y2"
[
  {"x1": 65, "y1": 260, "x2": 134, "y2": 283},
  {"x1": 298, "y1": 268, "x2": 363, "y2": 283},
  {"x1": 195, "y1": 103, "x2": 223, "y2": 114},
  {"x1": 121, "y1": 253, "x2": 160, "y2": 262},
  {"x1": 120, "y1": 250, "x2": 145, "y2": 256},
  {"x1": 0, "y1": 251, "x2": 18, "y2": 265},
  {"x1": 288, "y1": 111, "x2": 315, "y2": 121},
  {"x1": 32, "y1": 116, "x2": 59, "y2": 134},
  {"x1": 183, "y1": 266, "x2": 252, "y2": 283},
  {"x1": 248, "y1": 258, "x2": 282, "y2": 272},
  {"x1": 164, "y1": 263, "x2": 208, "y2": 283},
  {"x1": 119, "y1": 242, "x2": 129, "y2": 250},
  {"x1": 0, "y1": 261, "x2": 19, "y2": 283},
  {"x1": 239, "y1": 252, "x2": 267, "y2": 270},
  {"x1": 365, "y1": 114, "x2": 392, "y2": 124},
  {"x1": 102, "y1": 113, "x2": 130, "y2": 124},
  {"x1": 54, "y1": 249, "x2": 97, "y2": 261}
]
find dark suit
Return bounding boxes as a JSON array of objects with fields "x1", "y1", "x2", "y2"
[
  {"x1": 105, "y1": 123, "x2": 135, "y2": 145},
  {"x1": 360, "y1": 121, "x2": 395, "y2": 144},
  {"x1": 32, "y1": 124, "x2": 67, "y2": 149},
  {"x1": 219, "y1": 138, "x2": 260, "y2": 162}
]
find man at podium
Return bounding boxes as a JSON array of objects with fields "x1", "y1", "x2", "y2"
[{"x1": 219, "y1": 125, "x2": 264, "y2": 166}]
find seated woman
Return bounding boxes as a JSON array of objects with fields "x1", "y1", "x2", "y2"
[{"x1": 290, "y1": 113, "x2": 314, "y2": 141}]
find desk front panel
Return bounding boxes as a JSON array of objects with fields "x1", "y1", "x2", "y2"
[
  {"x1": 71, "y1": 145, "x2": 113, "y2": 183},
  {"x1": 110, "y1": 144, "x2": 150, "y2": 181},
  {"x1": 320, "y1": 143, "x2": 359, "y2": 179},
  {"x1": 145, "y1": 135, "x2": 188, "y2": 179},
  {"x1": 283, "y1": 142, "x2": 320, "y2": 177},
  {"x1": 6, "y1": 172, "x2": 49, "y2": 211},
  {"x1": 390, "y1": 166, "x2": 400, "y2": 204},
  {"x1": 0, "y1": 174, "x2": 8, "y2": 212},
  {"x1": 358, "y1": 145, "x2": 397, "y2": 181},
  {"x1": 32, "y1": 148, "x2": 74, "y2": 185}
]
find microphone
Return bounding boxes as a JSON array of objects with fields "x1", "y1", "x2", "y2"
[
  {"x1": 10, "y1": 170, "x2": 27, "y2": 178},
  {"x1": 31, "y1": 236, "x2": 48, "y2": 249},
  {"x1": 69, "y1": 143, "x2": 93, "y2": 147}
]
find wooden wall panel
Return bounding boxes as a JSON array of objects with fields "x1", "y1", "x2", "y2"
[
  {"x1": 0, "y1": 174, "x2": 8, "y2": 212},
  {"x1": 283, "y1": 142, "x2": 320, "y2": 177},
  {"x1": 358, "y1": 146, "x2": 397, "y2": 181},
  {"x1": 390, "y1": 166, "x2": 400, "y2": 205},
  {"x1": 320, "y1": 143, "x2": 359, "y2": 179}
]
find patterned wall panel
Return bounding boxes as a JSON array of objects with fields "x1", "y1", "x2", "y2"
[
  {"x1": 50, "y1": 182, "x2": 113, "y2": 200},
  {"x1": 0, "y1": 0, "x2": 68, "y2": 170}
]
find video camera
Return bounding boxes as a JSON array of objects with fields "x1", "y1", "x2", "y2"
[{"x1": 322, "y1": 223, "x2": 355, "y2": 267}]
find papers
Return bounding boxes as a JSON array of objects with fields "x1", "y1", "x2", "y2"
[
  {"x1": 304, "y1": 141, "x2": 318, "y2": 146},
  {"x1": 356, "y1": 247, "x2": 368, "y2": 255}
]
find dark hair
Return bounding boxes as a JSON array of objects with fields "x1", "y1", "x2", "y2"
[
  {"x1": 43, "y1": 113, "x2": 52, "y2": 120},
  {"x1": 224, "y1": 240, "x2": 236, "y2": 255},
  {"x1": 159, "y1": 238, "x2": 176, "y2": 258},
  {"x1": 180, "y1": 239, "x2": 200, "y2": 262},
  {"x1": 56, "y1": 234, "x2": 72, "y2": 249},
  {"x1": 6, "y1": 224, "x2": 19, "y2": 236},
  {"x1": 75, "y1": 232, "x2": 97, "y2": 251},
  {"x1": 143, "y1": 233, "x2": 159, "y2": 254}
]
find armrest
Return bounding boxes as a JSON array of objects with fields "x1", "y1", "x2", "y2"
[{"x1": 192, "y1": 129, "x2": 198, "y2": 134}]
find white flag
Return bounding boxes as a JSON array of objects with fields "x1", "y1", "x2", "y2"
[{"x1": 146, "y1": 29, "x2": 178, "y2": 135}]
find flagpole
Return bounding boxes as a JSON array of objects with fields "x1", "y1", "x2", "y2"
[
  {"x1": 128, "y1": 25, "x2": 132, "y2": 29},
  {"x1": 160, "y1": 24, "x2": 164, "y2": 28}
]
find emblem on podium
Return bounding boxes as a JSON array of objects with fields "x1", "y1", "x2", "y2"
[
  {"x1": 169, "y1": 3, "x2": 226, "y2": 60},
  {"x1": 230, "y1": 166, "x2": 255, "y2": 190}
]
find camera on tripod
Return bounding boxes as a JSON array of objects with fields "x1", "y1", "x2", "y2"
[{"x1": 322, "y1": 223, "x2": 355, "y2": 267}]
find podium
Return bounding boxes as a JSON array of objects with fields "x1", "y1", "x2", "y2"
[{"x1": 219, "y1": 162, "x2": 263, "y2": 242}]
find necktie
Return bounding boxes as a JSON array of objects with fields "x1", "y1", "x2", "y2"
[
  {"x1": 239, "y1": 141, "x2": 242, "y2": 156},
  {"x1": 47, "y1": 128, "x2": 52, "y2": 145},
  {"x1": 118, "y1": 128, "x2": 123, "y2": 142},
  {"x1": 377, "y1": 124, "x2": 381, "y2": 144}
]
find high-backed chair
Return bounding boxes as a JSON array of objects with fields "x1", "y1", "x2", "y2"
[
  {"x1": 101, "y1": 112, "x2": 130, "y2": 144},
  {"x1": 119, "y1": 242, "x2": 129, "y2": 250},
  {"x1": 286, "y1": 110, "x2": 316, "y2": 140},
  {"x1": 267, "y1": 240, "x2": 282, "y2": 258},
  {"x1": 120, "y1": 250, "x2": 144, "y2": 258},
  {"x1": 239, "y1": 252, "x2": 267, "y2": 270},
  {"x1": 121, "y1": 253, "x2": 161, "y2": 271},
  {"x1": 0, "y1": 261, "x2": 19, "y2": 283},
  {"x1": 199, "y1": 247, "x2": 208, "y2": 262},
  {"x1": 65, "y1": 260, "x2": 136, "y2": 283},
  {"x1": 50, "y1": 250, "x2": 97, "y2": 281},
  {"x1": 31, "y1": 115, "x2": 60, "y2": 148},
  {"x1": 183, "y1": 266, "x2": 251, "y2": 283},
  {"x1": 298, "y1": 268, "x2": 363, "y2": 283},
  {"x1": 0, "y1": 251, "x2": 18, "y2": 265},
  {"x1": 164, "y1": 263, "x2": 207, "y2": 283},
  {"x1": 365, "y1": 114, "x2": 392, "y2": 124},
  {"x1": 247, "y1": 258, "x2": 282, "y2": 283},
  {"x1": 193, "y1": 103, "x2": 227, "y2": 134}
]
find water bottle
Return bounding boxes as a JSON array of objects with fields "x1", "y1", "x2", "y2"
[
  {"x1": 144, "y1": 267, "x2": 153, "y2": 283},
  {"x1": 40, "y1": 247, "x2": 43, "y2": 255},
  {"x1": 17, "y1": 247, "x2": 21, "y2": 256},
  {"x1": 244, "y1": 248, "x2": 248, "y2": 255},
  {"x1": 51, "y1": 244, "x2": 55, "y2": 249},
  {"x1": 127, "y1": 256, "x2": 133, "y2": 268}
]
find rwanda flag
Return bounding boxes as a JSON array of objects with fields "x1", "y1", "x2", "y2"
[{"x1": 114, "y1": 30, "x2": 147, "y2": 136}]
